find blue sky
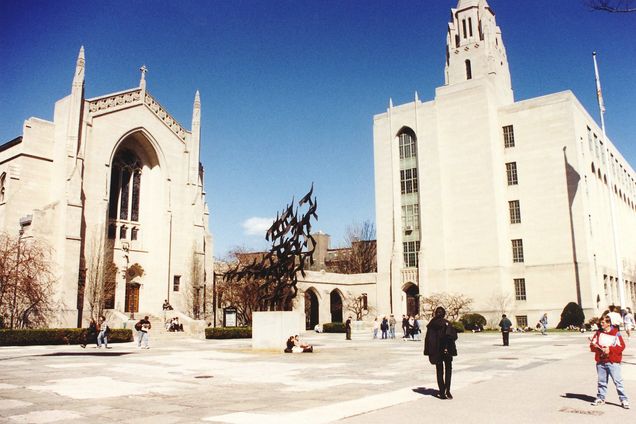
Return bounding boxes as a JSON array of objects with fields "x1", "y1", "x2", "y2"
[{"x1": 1, "y1": 1, "x2": 634, "y2": 259}]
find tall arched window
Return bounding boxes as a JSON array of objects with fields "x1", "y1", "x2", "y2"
[
  {"x1": 108, "y1": 149, "x2": 142, "y2": 222},
  {"x1": 465, "y1": 59, "x2": 472, "y2": 80},
  {"x1": 398, "y1": 132, "x2": 417, "y2": 159}
]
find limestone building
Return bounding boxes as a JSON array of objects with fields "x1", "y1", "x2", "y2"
[
  {"x1": 0, "y1": 48, "x2": 213, "y2": 327},
  {"x1": 374, "y1": 0, "x2": 636, "y2": 326}
]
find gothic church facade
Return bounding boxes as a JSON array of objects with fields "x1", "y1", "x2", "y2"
[{"x1": 0, "y1": 48, "x2": 213, "y2": 327}]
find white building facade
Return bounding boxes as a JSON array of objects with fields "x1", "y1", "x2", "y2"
[
  {"x1": 0, "y1": 48, "x2": 213, "y2": 327},
  {"x1": 374, "y1": 0, "x2": 636, "y2": 327}
]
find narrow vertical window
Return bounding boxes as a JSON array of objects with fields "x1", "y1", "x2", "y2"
[
  {"x1": 587, "y1": 127, "x2": 593, "y2": 153},
  {"x1": 462, "y1": 19, "x2": 467, "y2": 38},
  {"x1": 173, "y1": 275, "x2": 181, "y2": 292},
  {"x1": 398, "y1": 132, "x2": 417, "y2": 159},
  {"x1": 0, "y1": 172, "x2": 5, "y2": 203},
  {"x1": 506, "y1": 162, "x2": 518, "y2": 185},
  {"x1": 400, "y1": 168, "x2": 419, "y2": 194},
  {"x1": 503, "y1": 125, "x2": 515, "y2": 148},
  {"x1": 512, "y1": 239, "x2": 524, "y2": 263},
  {"x1": 119, "y1": 225, "x2": 127, "y2": 240},
  {"x1": 468, "y1": 17, "x2": 473, "y2": 37},
  {"x1": 509, "y1": 200, "x2": 521, "y2": 224},
  {"x1": 514, "y1": 278, "x2": 527, "y2": 300},
  {"x1": 465, "y1": 59, "x2": 472, "y2": 80}
]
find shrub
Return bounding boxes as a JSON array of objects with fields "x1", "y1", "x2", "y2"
[
  {"x1": 0, "y1": 328, "x2": 133, "y2": 346},
  {"x1": 322, "y1": 322, "x2": 346, "y2": 333},
  {"x1": 451, "y1": 321, "x2": 465, "y2": 333},
  {"x1": 205, "y1": 326, "x2": 252, "y2": 339},
  {"x1": 557, "y1": 302, "x2": 585, "y2": 329},
  {"x1": 459, "y1": 313, "x2": 486, "y2": 331}
]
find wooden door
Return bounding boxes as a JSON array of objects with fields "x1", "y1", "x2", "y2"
[{"x1": 125, "y1": 283, "x2": 139, "y2": 312}]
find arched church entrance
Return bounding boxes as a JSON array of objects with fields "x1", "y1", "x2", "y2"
[
  {"x1": 304, "y1": 289, "x2": 319, "y2": 330},
  {"x1": 330, "y1": 289, "x2": 343, "y2": 323},
  {"x1": 105, "y1": 131, "x2": 160, "y2": 315},
  {"x1": 404, "y1": 283, "x2": 420, "y2": 317}
]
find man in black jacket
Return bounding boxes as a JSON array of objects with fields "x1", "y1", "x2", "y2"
[
  {"x1": 424, "y1": 306, "x2": 458, "y2": 399},
  {"x1": 345, "y1": 316, "x2": 352, "y2": 340},
  {"x1": 499, "y1": 314, "x2": 513, "y2": 346}
]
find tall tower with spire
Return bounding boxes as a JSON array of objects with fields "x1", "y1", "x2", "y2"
[{"x1": 445, "y1": 0, "x2": 513, "y2": 104}]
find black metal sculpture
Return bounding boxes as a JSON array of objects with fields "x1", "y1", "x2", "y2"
[{"x1": 224, "y1": 185, "x2": 317, "y2": 310}]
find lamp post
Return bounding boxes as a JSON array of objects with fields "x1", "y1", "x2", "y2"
[{"x1": 10, "y1": 215, "x2": 32, "y2": 329}]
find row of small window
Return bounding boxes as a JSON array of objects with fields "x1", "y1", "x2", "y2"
[
  {"x1": 590, "y1": 162, "x2": 636, "y2": 212},
  {"x1": 108, "y1": 223, "x2": 139, "y2": 240},
  {"x1": 586, "y1": 126, "x2": 635, "y2": 198}
]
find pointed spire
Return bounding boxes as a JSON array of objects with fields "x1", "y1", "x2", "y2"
[
  {"x1": 194, "y1": 90, "x2": 201, "y2": 108},
  {"x1": 139, "y1": 64, "x2": 148, "y2": 91},
  {"x1": 72, "y1": 46, "x2": 85, "y2": 87},
  {"x1": 415, "y1": 91, "x2": 419, "y2": 102},
  {"x1": 389, "y1": 98, "x2": 393, "y2": 109}
]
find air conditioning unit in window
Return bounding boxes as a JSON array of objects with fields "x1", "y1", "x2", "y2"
[{"x1": 404, "y1": 225, "x2": 413, "y2": 233}]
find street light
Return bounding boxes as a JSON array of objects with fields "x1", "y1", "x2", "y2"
[{"x1": 10, "y1": 215, "x2": 32, "y2": 329}]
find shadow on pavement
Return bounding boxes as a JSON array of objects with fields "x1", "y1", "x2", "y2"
[
  {"x1": 561, "y1": 393, "x2": 595, "y2": 403},
  {"x1": 412, "y1": 387, "x2": 438, "y2": 397},
  {"x1": 40, "y1": 351, "x2": 133, "y2": 357}
]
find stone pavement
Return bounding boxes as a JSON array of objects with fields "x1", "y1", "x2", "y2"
[{"x1": 0, "y1": 330, "x2": 633, "y2": 423}]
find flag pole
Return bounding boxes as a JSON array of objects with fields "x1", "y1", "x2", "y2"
[{"x1": 593, "y1": 51, "x2": 625, "y2": 309}]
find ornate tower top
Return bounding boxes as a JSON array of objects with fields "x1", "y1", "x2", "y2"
[
  {"x1": 445, "y1": 0, "x2": 513, "y2": 103},
  {"x1": 139, "y1": 64, "x2": 148, "y2": 90},
  {"x1": 73, "y1": 46, "x2": 85, "y2": 87}
]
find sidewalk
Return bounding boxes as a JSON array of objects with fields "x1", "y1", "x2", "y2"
[{"x1": 0, "y1": 331, "x2": 632, "y2": 423}]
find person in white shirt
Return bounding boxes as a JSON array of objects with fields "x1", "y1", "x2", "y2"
[{"x1": 607, "y1": 305, "x2": 624, "y2": 329}]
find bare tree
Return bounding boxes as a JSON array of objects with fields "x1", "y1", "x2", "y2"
[
  {"x1": 186, "y1": 252, "x2": 205, "y2": 319},
  {"x1": 420, "y1": 293, "x2": 473, "y2": 322},
  {"x1": 328, "y1": 221, "x2": 377, "y2": 274},
  {"x1": 214, "y1": 248, "x2": 263, "y2": 325},
  {"x1": 345, "y1": 293, "x2": 374, "y2": 321},
  {"x1": 0, "y1": 232, "x2": 56, "y2": 328},
  {"x1": 587, "y1": 0, "x2": 636, "y2": 12},
  {"x1": 83, "y1": 231, "x2": 118, "y2": 322},
  {"x1": 487, "y1": 290, "x2": 514, "y2": 327}
]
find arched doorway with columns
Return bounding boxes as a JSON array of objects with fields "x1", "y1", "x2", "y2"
[
  {"x1": 304, "y1": 288, "x2": 320, "y2": 330},
  {"x1": 330, "y1": 289, "x2": 344, "y2": 323}
]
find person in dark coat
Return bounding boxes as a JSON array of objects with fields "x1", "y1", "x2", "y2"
[
  {"x1": 345, "y1": 316, "x2": 352, "y2": 340},
  {"x1": 424, "y1": 306, "x2": 458, "y2": 399},
  {"x1": 380, "y1": 317, "x2": 389, "y2": 339},
  {"x1": 499, "y1": 314, "x2": 513, "y2": 346},
  {"x1": 402, "y1": 315, "x2": 409, "y2": 338},
  {"x1": 80, "y1": 318, "x2": 98, "y2": 348}
]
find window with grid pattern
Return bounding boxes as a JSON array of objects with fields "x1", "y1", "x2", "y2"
[
  {"x1": 512, "y1": 239, "x2": 524, "y2": 262},
  {"x1": 503, "y1": 125, "x2": 515, "y2": 148},
  {"x1": 514, "y1": 278, "x2": 527, "y2": 300},
  {"x1": 398, "y1": 133, "x2": 417, "y2": 159},
  {"x1": 403, "y1": 241, "x2": 420, "y2": 268},
  {"x1": 506, "y1": 162, "x2": 518, "y2": 185},
  {"x1": 400, "y1": 168, "x2": 418, "y2": 194},
  {"x1": 516, "y1": 315, "x2": 528, "y2": 328},
  {"x1": 401, "y1": 204, "x2": 420, "y2": 231},
  {"x1": 509, "y1": 200, "x2": 521, "y2": 224}
]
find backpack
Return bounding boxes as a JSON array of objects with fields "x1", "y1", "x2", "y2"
[{"x1": 134, "y1": 321, "x2": 142, "y2": 331}]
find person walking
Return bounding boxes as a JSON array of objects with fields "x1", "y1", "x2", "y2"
[
  {"x1": 539, "y1": 313, "x2": 548, "y2": 335},
  {"x1": 607, "y1": 305, "x2": 623, "y2": 329},
  {"x1": 136, "y1": 315, "x2": 152, "y2": 349},
  {"x1": 402, "y1": 315, "x2": 408, "y2": 339},
  {"x1": 424, "y1": 307, "x2": 458, "y2": 400},
  {"x1": 372, "y1": 317, "x2": 379, "y2": 339},
  {"x1": 345, "y1": 316, "x2": 352, "y2": 340},
  {"x1": 389, "y1": 314, "x2": 397, "y2": 339},
  {"x1": 408, "y1": 316, "x2": 416, "y2": 340},
  {"x1": 589, "y1": 315, "x2": 629, "y2": 409},
  {"x1": 623, "y1": 307, "x2": 634, "y2": 338},
  {"x1": 380, "y1": 316, "x2": 389, "y2": 339},
  {"x1": 499, "y1": 314, "x2": 513, "y2": 346},
  {"x1": 96, "y1": 315, "x2": 110, "y2": 349}
]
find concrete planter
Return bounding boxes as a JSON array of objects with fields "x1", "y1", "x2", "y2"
[{"x1": 252, "y1": 311, "x2": 305, "y2": 351}]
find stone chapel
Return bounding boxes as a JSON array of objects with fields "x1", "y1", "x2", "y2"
[{"x1": 0, "y1": 48, "x2": 213, "y2": 327}]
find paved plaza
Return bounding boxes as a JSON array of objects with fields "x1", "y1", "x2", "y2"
[{"x1": 0, "y1": 331, "x2": 633, "y2": 423}]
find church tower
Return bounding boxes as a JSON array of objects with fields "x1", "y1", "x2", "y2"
[{"x1": 445, "y1": 0, "x2": 513, "y2": 104}]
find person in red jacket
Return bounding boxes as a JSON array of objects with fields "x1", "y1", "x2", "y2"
[{"x1": 589, "y1": 315, "x2": 630, "y2": 409}]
